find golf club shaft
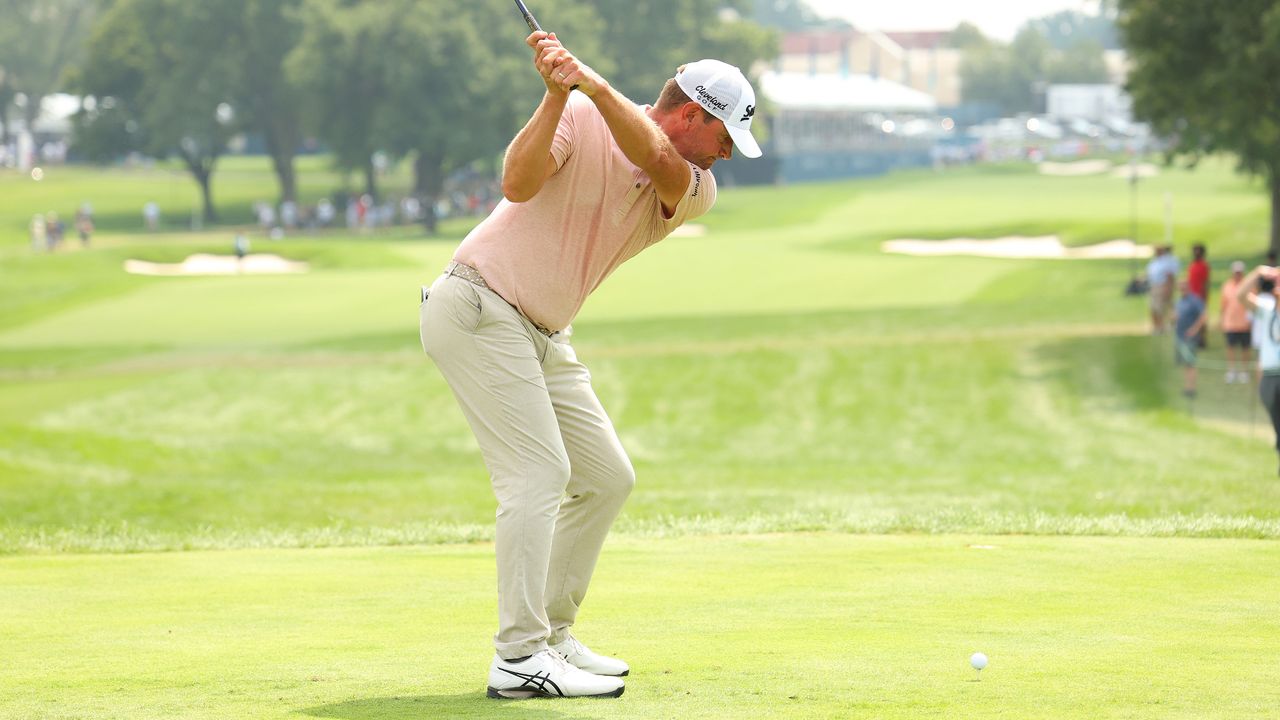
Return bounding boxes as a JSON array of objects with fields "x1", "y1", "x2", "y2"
[
  {"x1": 512, "y1": 0, "x2": 578, "y2": 90},
  {"x1": 513, "y1": 0, "x2": 542, "y2": 33}
]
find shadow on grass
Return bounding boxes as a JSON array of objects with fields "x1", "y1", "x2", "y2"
[
  {"x1": 301, "y1": 693, "x2": 597, "y2": 720},
  {"x1": 1032, "y1": 333, "x2": 1173, "y2": 412}
]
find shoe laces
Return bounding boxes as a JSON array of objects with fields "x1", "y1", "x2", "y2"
[
  {"x1": 542, "y1": 648, "x2": 574, "y2": 673},
  {"x1": 565, "y1": 635, "x2": 588, "y2": 655}
]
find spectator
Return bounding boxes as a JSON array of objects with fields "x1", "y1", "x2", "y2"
[
  {"x1": 1174, "y1": 280, "x2": 1207, "y2": 398},
  {"x1": 143, "y1": 201, "x2": 160, "y2": 231},
  {"x1": 45, "y1": 212, "x2": 64, "y2": 251},
  {"x1": 30, "y1": 213, "x2": 46, "y2": 252},
  {"x1": 1145, "y1": 244, "x2": 1180, "y2": 333},
  {"x1": 316, "y1": 198, "x2": 335, "y2": 228},
  {"x1": 345, "y1": 198, "x2": 358, "y2": 229},
  {"x1": 234, "y1": 232, "x2": 250, "y2": 260},
  {"x1": 1237, "y1": 265, "x2": 1280, "y2": 474},
  {"x1": 281, "y1": 200, "x2": 298, "y2": 229},
  {"x1": 75, "y1": 204, "x2": 95, "y2": 247},
  {"x1": 1221, "y1": 261, "x2": 1253, "y2": 383},
  {"x1": 256, "y1": 201, "x2": 277, "y2": 233},
  {"x1": 1187, "y1": 243, "x2": 1210, "y2": 347}
]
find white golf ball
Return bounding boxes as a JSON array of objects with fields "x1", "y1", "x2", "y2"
[
  {"x1": 31, "y1": 167, "x2": 44, "y2": 181},
  {"x1": 970, "y1": 652, "x2": 988, "y2": 670}
]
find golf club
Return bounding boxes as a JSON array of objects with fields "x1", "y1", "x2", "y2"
[{"x1": 512, "y1": 0, "x2": 578, "y2": 90}]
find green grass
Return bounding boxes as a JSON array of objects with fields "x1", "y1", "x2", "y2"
[
  {"x1": 4, "y1": 156, "x2": 1280, "y2": 718},
  {"x1": 3, "y1": 535, "x2": 1278, "y2": 719}
]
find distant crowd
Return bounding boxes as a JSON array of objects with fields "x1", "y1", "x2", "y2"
[
  {"x1": 1146, "y1": 242, "x2": 1280, "y2": 473},
  {"x1": 29, "y1": 204, "x2": 94, "y2": 252},
  {"x1": 28, "y1": 181, "x2": 503, "y2": 252}
]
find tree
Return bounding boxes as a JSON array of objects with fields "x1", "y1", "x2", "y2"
[
  {"x1": 750, "y1": 0, "x2": 848, "y2": 31},
  {"x1": 1046, "y1": 39, "x2": 1110, "y2": 84},
  {"x1": 1027, "y1": 9, "x2": 1120, "y2": 50},
  {"x1": 368, "y1": 0, "x2": 600, "y2": 233},
  {"x1": 287, "y1": 0, "x2": 389, "y2": 199},
  {"x1": 72, "y1": 0, "x2": 240, "y2": 223},
  {"x1": 0, "y1": 0, "x2": 95, "y2": 148},
  {"x1": 1119, "y1": 0, "x2": 1280, "y2": 252},
  {"x1": 948, "y1": 21, "x2": 989, "y2": 50},
  {"x1": 234, "y1": 0, "x2": 305, "y2": 204},
  {"x1": 588, "y1": 0, "x2": 777, "y2": 105},
  {"x1": 959, "y1": 23, "x2": 1107, "y2": 114}
]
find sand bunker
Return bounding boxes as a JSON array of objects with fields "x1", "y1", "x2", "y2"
[
  {"x1": 124, "y1": 253, "x2": 310, "y2": 276},
  {"x1": 1112, "y1": 163, "x2": 1160, "y2": 179},
  {"x1": 881, "y1": 235, "x2": 1153, "y2": 260},
  {"x1": 1039, "y1": 160, "x2": 1113, "y2": 176},
  {"x1": 1038, "y1": 160, "x2": 1161, "y2": 179}
]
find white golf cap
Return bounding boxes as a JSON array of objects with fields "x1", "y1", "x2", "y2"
[{"x1": 674, "y1": 59, "x2": 762, "y2": 159}]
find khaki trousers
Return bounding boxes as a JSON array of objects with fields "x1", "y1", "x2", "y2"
[{"x1": 419, "y1": 274, "x2": 634, "y2": 659}]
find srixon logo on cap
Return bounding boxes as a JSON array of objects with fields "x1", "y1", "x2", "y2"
[
  {"x1": 740, "y1": 104, "x2": 755, "y2": 122},
  {"x1": 694, "y1": 85, "x2": 730, "y2": 112}
]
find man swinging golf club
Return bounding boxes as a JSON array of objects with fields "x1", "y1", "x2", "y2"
[{"x1": 418, "y1": 22, "x2": 762, "y2": 700}]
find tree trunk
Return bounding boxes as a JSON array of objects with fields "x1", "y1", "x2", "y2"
[
  {"x1": 264, "y1": 127, "x2": 297, "y2": 204},
  {"x1": 1272, "y1": 176, "x2": 1280, "y2": 258},
  {"x1": 363, "y1": 157, "x2": 378, "y2": 200},
  {"x1": 180, "y1": 150, "x2": 219, "y2": 225},
  {"x1": 199, "y1": 170, "x2": 217, "y2": 225},
  {"x1": 413, "y1": 148, "x2": 444, "y2": 235}
]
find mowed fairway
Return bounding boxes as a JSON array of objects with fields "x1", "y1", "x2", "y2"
[
  {"x1": 4, "y1": 536, "x2": 1279, "y2": 720},
  {"x1": 3, "y1": 158, "x2": 1280, "y2": 718}
]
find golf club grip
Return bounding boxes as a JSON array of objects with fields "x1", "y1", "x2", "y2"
[
  {"x1": 513, "y1": 0, "x2": 578, "y2": 91},
  {"x1": 514, "y1": 0, "x2": 541, "y2": 32}
]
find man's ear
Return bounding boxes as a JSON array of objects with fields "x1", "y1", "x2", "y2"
[{"x1": 682, "y1": 102, "x2": 703, "y2": 125}]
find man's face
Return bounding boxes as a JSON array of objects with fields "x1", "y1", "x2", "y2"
[{"x1": 671, "y1": 105, "x2": 734, "y2": 170}]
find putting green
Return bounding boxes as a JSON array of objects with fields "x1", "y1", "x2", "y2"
[{"x1": 3, "y1": 534, "x2": 1276, "y2": 719}]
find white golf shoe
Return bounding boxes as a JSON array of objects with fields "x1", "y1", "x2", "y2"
[
  {"x1": 550, "y1": 634, "x2": 630, "y2": 677},
  {"x1": 487, "y1": 649, "x2": 624, "y2": 699}
]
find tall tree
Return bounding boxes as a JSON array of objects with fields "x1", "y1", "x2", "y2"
[
  {"x1": 72, "y1": 0, "x2": 240, "y2": 222},
  {"x1": 369, "y1": 0, "x2": 590, "y2": 233},
  {"x1": 1119, "y1": 0, "x2": 1280, "y2": 252},
  {"x1": 287, "y1": 0, "x2": 388, "y2": 199},
  {"x1": 750, "y1": 0, "x2": 848, "y2": 31},
  {"x1": 588, "y1": 0, "x2": 777, "y2": 105},
  {"x1": 1027, "y1": 9, "x2": 1120, "y2": 50},
  {"x1": 0, "y1": 0, "x2": 95, "y2": 147},
  {"x1": 959, "y1": 24, "x2": 1107, "y2": 114},
  {"x1": 235, "y1": 0, "x2": 305, "y2": 204}
]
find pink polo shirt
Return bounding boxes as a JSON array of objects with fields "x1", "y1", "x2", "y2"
[{"x1": 454, "y1": 93, "x2": 717, "y2": 332}]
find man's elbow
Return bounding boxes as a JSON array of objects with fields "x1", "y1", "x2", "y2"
[{"x1": 502, "y1": 177, "x2": 537, "y2": 203}]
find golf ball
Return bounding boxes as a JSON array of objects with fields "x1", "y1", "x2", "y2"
[
  {"x1": 970, "y1": 652, "x2": 988, "y2": 670},
  {"x1": 31, "y1": 167, "x2": 44, "y2": 181}
]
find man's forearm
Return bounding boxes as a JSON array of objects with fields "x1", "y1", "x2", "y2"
[
  {"x1": 587, "y1": 82, "x2": 677, "y2": 175},
  {"x1": 1239, "y1": 269, "x2": 1262, "y2": 305},
  {"x1": 502, "y1": 91, "x2": 569, "y2": 202}
]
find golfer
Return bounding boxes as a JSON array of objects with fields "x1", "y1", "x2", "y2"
[{"x1": 419, "y1": 31, "x2": 761, "y2": 699}]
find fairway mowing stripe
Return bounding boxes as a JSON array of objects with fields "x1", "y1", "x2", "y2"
[
  {"x1": 581, "y1": 321, "x2": 1147, "y2": 359},
  {"x1": 0, "y1": 321, "x2": 1147, "y2": 380}
]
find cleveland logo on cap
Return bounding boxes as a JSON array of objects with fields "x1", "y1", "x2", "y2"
[{"x1": 694, "y1": 85, "x2": 730, "y2": 112}]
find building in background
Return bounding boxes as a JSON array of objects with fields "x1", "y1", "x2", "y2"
[
  {"x1": 718, "y1": 69, "x2": 940, "y2": 185},
  {"x1": 719, "y1": 27, "x2": 952, "y2": 185},
  {"x1": 1046, "y1": 84, "x2": 1132, "y2": 124},
  {"x1": 772, "y1": 28, "x2": 962, "y2": 108}
]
